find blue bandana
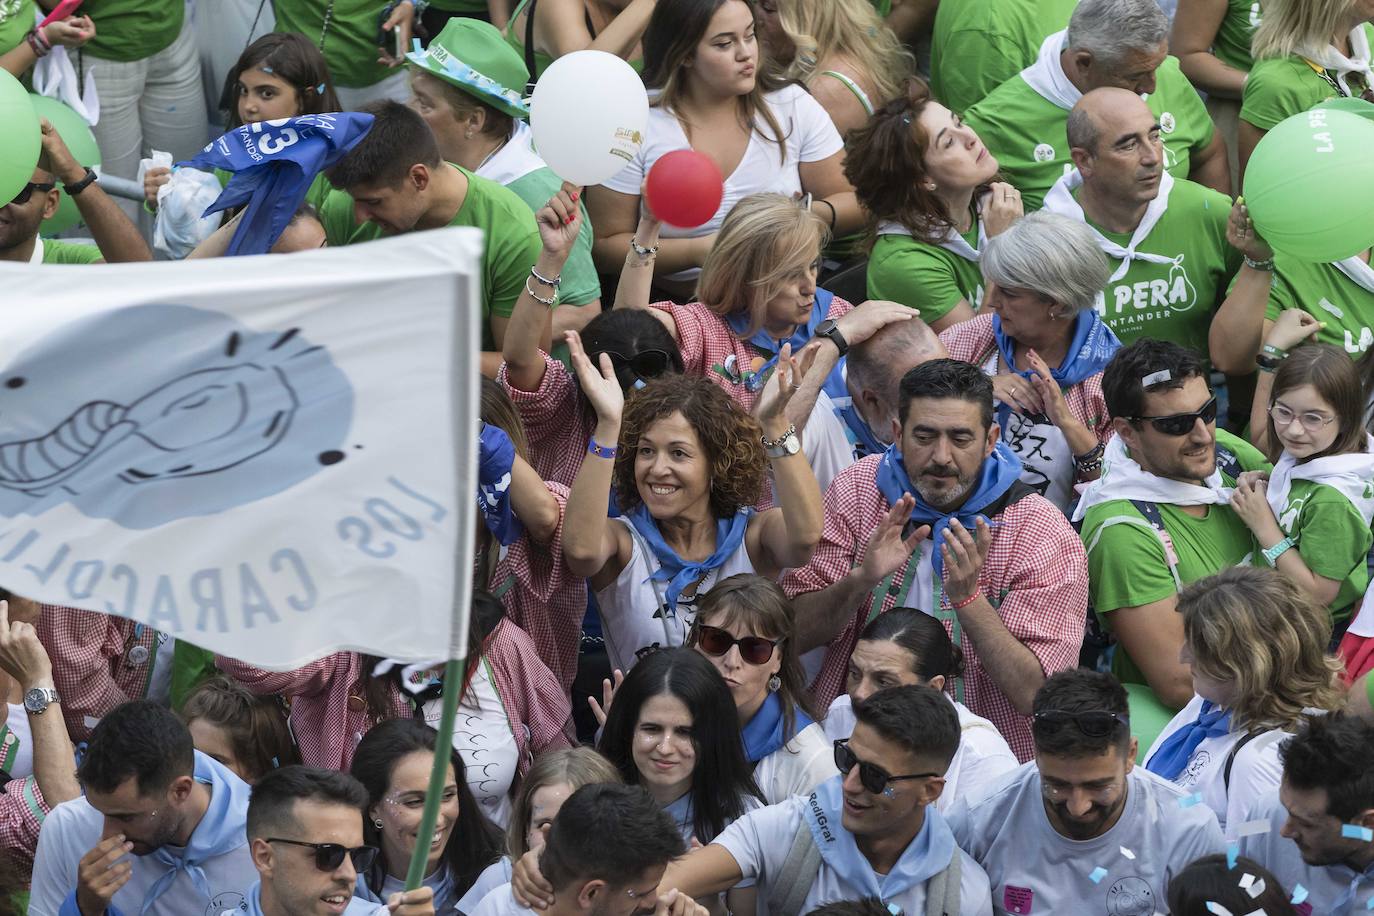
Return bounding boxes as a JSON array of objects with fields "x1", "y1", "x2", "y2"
[
  {"x1": 991, "y1": 310, "x2": 1120, "y2": 429},
  {"x1": 837, "y1": 400, "x2": 888, "y2": 460},
  {"x1": 625, "y1": 503, "x2": 750, "y2": 611},
  {"x1": 873, "y1": 440, "x2": 1023, "y2": 580},
  {"x1": 478, "y1": 422, "x2": 523, "y2": 546},
  {"x1": 178, "y1": 112, "x2": 374, "y2": 256},
  {"x1": 1145, "y1": 700, "x2": 1233, "y2": 781},
  {"x1": 724, "y1": 289, "x2": 846, "y2": 397},
  {"x1": 741, "y1": 692, "x2": 815, "y2": 763}
]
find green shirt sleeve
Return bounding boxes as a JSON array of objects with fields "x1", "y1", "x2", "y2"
[
  {"x1": 318, "y1": 188, "x2": 362, "y2": 248},
  {"x1": 1241, "y1": 58, "x2": 1324, "y2": 130},
  {"x1": 1083, "y1": 507, "x2": 1179, "y2": 613},
  {"x1": 504, "y1": 170, "x2": 601, "y2": 306},
  {"x1": 486, "y1": 220, "x2": 541, "y2": 323},
  {"x1": 866, "y1": 237, "x2": 968, "y2": 321},
  {"x1": 931, "y1": 31, "x2": 1025, "y2": 115},
  {"x1": 1295, "y1": 486, "x2": 1374, "y2": 582},
  {"x1": 42, "y1": 241, "x2": 103, "y2": 264}
]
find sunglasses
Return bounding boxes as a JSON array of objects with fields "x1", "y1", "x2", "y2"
[
  {"x1": 833, "y1": 739, "x2": 941, "y2": 796},
  {"x1": 8, "y1": 182, "x2": 55, "y2": 206},
  {"x1": 266, "y1": 838, "x2": 379, "y2": 873},
  {"x1": 692, "y1": 624, "x2": 779, "y2": 665},
  {"x1": 603, "y1": 349, "x2": 671, "y2": 380},
  {"x1": 1032, "y1": 709, "x2": 1130, "y2": 738},
  {"x1": 1126, "y1": 395, "x2": 1217, "y2": 436}
]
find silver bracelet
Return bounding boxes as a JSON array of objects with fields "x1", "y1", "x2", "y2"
[
  {"x1": 629, "y1": 238, "x2": 658, "y2": 258},
  {"x1": 1244, "y1": 256, "x2": 1275, "y2": 272},
  {"x1": 524, "y1": 277, "x2": 557, "y2": 307},
  {"x1": 530, "y1": 265, "x2": 561, "y2": 288}
]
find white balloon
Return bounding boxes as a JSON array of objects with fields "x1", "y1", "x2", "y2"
[{"x1": 530, "y1": 50, "x2": 649, "y2": 187}]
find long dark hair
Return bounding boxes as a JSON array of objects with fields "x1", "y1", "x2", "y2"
[
  {"x1": 858, "y1": 609, "x2": 965, "y2": 683},
  {"x1": 350, "y1": 718, "x2": 504, "y2": 896},
  {"x1": 597, "y1": 648, "x2": 764, "y2": 842},
  {"x1": 221, "y1": 32, "x2": 341, "y2": 129}
]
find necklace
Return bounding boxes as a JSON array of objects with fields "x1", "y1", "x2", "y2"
[
  {"x1": 475, "y1": 135, "x2": 511, "y2": 173},
  {"x1": 318, "y1": 0, "x2": 335, "y2": 51}
]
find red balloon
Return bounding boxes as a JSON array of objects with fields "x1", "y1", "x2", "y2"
[{"x1": 645, "y1": 150, "x2": 725, "y2": 228}]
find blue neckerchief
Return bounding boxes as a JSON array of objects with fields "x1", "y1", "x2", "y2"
[
  {"x1": 873, "y1": 441, "x2": 1023, "y2": 580},
  {"x1": 803, "y1": 777, "x2": 957, "y2": 899},
  {"x1": 838, "y1": 401, "x2": 887, "y2": 460},
  {"x1": 991, "y1": 310, "x2": 1121, "y2": 430},
  {"x1": 177, "y1": 113, "x2": 374, "y2": 255},
  {"x1": 478, "y1": 421, "x2": 523, "y2": 546},
  {"x1": 625, "y1": 503, "x2": 751, "y2": 611},
  {"x1": 741, "y1": 692, "x2": 815, "y2": 763},
  {"x1": 1144, "y1": 700, "x2": 1233, "y2": 781},
  {"x1": 724, "y1": 289, "x2": 845, "y2": 394},
  {"x1": 141, "y1": 752, "x2": 252, "y2": 915}
]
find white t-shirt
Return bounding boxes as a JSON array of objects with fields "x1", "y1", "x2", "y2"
[
  {"x1": 3, "y1": 703, "x2": 33, "y2": 779},
  {"x1": 753, "y1": 721, "x2": 838, "y2": 805},
  {"x1": 423, "y1": 658, "x2": 518, "y2": 829},
  {"x1": 596, "y1": 518, "x2": 756, "y2": 674},
  {"x1": 471, "y1": 882, "x2": 538, "y2": 916},
  {"x1": 946, "y1": 763, "x2": 1225, "y2": 916},
  {"x1": 458, "y1": 857, "x2": 514, "y2": 914},
  {"x1": 979, "y1": 353, "x2": 1074, "y2": 512},
  {"x1": 1142, "y1": 695, "x2": 1290, "y2": 837},
  {"x1": 603, "y1": 84, "x2": 845, "y2": 283},
  {"x1": 824, "y1": 694, "x2": 1019, "y2": 815},
  {"x1": 713, "y1": 793, "x2": 993, "y2": 916},
  {"x1": 1241, "y1": 792, "x2": 1374, "y2": 914}
]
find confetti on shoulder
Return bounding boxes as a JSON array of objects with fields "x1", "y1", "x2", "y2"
[
  {"x1": 1290, "y1": 884, "x2": 1309, "y2": 905},
  {"x1": 1205, "y1": 903, "x2": 1234, "y2": 916},
  {"x1": 1179, "y1": 792, "x2": 1205, "y2": 809},
  {"x1": 1343, "y1": 823, "x2": 1374, "y2": 841},
  {"x1": 1233, "y1": 819, "x2": 1271, "y2": 838},
  {"x1": 1119, "y1": 846, "x2": 1136, "y2": 860},
  {"x1": 1088, "y1": 866, "x2": 1108, "y2": 884}
]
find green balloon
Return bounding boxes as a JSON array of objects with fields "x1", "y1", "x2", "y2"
[
  {"x1": 1242, "y1": 107, "x2": 1374, "y2": 263},
  {"x1": 0, "y1": 70, "x2": 41, "y2": 204},
  {"x1": 1319, "y1": 96, "x2": 1374, "y2": 122},
  {"x1": 1124, "y1": 682, "x2": 1177, "y2": 764},
  {"x1": 29, "y1": 95, "x2": 102, "y2": 236}
]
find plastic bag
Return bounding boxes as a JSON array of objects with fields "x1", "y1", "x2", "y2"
[{"x1": 150, "y1": 161, "x2": 224, "y2": 259}]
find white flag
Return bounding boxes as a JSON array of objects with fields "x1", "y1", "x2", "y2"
[{"x1": 0, "y1": 229, "x2": 481, "y2": 670}]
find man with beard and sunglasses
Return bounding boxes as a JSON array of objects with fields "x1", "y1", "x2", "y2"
[
  {"x1": 784, "y1": 359, "x2": 1088, "y2": 761},
  {"x1": 1073, "y1": 339, "x2": 1269, "y2": 711},
  {"x1": 947, "y1": 670, "x2": 1224, "y2": 916},
  {"x1": 245, "y1": 766, "x2": 434, "y2": 915}
]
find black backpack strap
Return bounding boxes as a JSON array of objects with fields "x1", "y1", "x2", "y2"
[
  {"x1": 523, "y1": 0, "x2": 540, "y2": 90},
  {"x1": 1215, "y1": 443, "x2": 1243, "y2": 483},
  {"x1": 1223, "y1": 730, "x2": 1264, "y2": 793}
]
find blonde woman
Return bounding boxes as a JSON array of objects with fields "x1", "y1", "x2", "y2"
[
  {"x1": 755, "y1": 0, "x2": 914, "y2": 135},
  {"x1": 1238, "y1": 0, "x2": 1374, "y2": 176},
  {"x1": 1143, "y1": 566, "x2": 1345, "y2": 836}
]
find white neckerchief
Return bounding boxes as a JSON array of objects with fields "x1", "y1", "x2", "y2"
[
  {"x1": 31, "y1": 50, "x2": 100, "y2": 125},
  {"x1": 1043, "y1": 169, "x2": 1178, "y2": 283},
  {"x1": 28, "y1": 238, "x2": 43, "y2": 264},
  {"x1": 1020, "y1": 30, "x2": 1080, "y2": 110},
  {"x1": 1300, "y1": 26, "x2": 1374, "y2": 97},
  {"x1": 1071, "y1": 434, "x2": 1234, "y2": 523},
  {"x1": 876, "y1": 192, "x2": 989, "y2": 262},
  {"x1": 477, "y1": 120, "x2": 547, "y2": 187},
  {"x1": 1333, "y1": 253, "x2": 1374, "y2": 294},
  {"x1": 1266, "y1": 435, "x2": 1374, "y2": 524}
]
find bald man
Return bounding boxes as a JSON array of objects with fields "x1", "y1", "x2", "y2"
[
  {"x1": 1041, "y1": 87, "x2": 1239, "y2": 358},
  {"x1": 836, "y1": 318, "x2": 948, "y2": 460}
]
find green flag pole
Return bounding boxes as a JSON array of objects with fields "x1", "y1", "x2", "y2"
[{"x1": 403, "y1": 654, "x2": 466, "y2": 889}]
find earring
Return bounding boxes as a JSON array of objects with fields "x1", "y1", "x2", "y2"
[
  {"x1": 373, "y1": 818, "x2": 384, "y2": 830},
  {"x1": 464, "y1": 130, "x2": 475, "y2": 140},
  {"x1": 767, "y1": 675, "x2": 782, "y2": 692}
]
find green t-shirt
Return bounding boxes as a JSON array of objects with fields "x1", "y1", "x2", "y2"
[
  {"x1": 866, "y1": 229, "x2": 984, "y2": 321},
  {"x1": 1272, "y1": 478, "x2": 1371, "y2": 623},
  {"x1": 41, "y1": 239, "x2": 102, "y2": 264},
  {"x1": 965, "y1": 56, "x2": 1213, "y2": 211},
  {"x1": 871, "y1": 0, "x2": 892, "y2": 17},
  {"x1": 1240, "y1": 25, "x2": 1374, "y2": 130},
  {"x1": 505, "y1": 167, "x2": 599, "y2": 306},
  {"x1": 80, "y1": 0, "x2": 183, "y2": 62},
  {"x1": 428, "y1": 0, "x2": 488, "y2": 11},
  {"x1": 929, "y1": 0, "x2": 1077, "y2": 115},
  {"x1": 1088, "y1": 178, "x2": 1240, "y2": 355},
  {"x1": 276, "y1": 0, "x2": 392, "y2": 89},
  {"x1": 1213, "y1": 0, "x2": 1263, "y2": 73},
  {"x1": 0, "y1": 0, "x2": 35, "y2": 56},
  {"x1": 1080, "y1": 429, "x2": 1270, "y2": 686},
  {"x1": 319, "y1": 164, "x2": 541, "y2": 351},
  {"x1": 1262, "y1": 254, "x2": 1374, "y2": 355}
]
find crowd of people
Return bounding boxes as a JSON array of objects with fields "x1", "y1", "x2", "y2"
[{"x1": 4, "y1": 0, "x2": 1374, "y2": 912}]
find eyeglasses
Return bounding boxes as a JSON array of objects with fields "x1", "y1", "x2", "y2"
[
  {"x1": 603, "y1": 349, "x2": 671, "y2": 381},
  {"x1": 1032, "y1": 709, "x2": 1130, "y2": 738},
  {"x1": 8, "y1": 182, "x2": 55, "y2": 206},
  {"x1": 266, "y1": 838, "x2": 379, "y2": 873},
  {"x1": 1269, "y1": 401, "x2": 1337, "y2": 434},
  {"x1": 833, "y1": 739, "x2": 941, "y2": 796},
  {"x1": 692, "y1": 624, "x2": 779, "y2": 665},
  {"x1": 1126, "y1": 395, "x2": 1217, "y2": 436}
]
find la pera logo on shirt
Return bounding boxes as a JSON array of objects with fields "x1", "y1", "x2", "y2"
[
  {"x1": 1096, "y1": 255, "x2": 1199, "y2": 322},
  {"x1": 206, "y1": 891, "x2": 247, "y2": 915},
  {"x1": 1106, "y1": 877, "x2": 1155, "y2": 916}
]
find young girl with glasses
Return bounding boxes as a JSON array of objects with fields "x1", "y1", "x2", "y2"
[
  {"x1": 1232, "y1": 313, "x2": 1374, "y2": 635},
  {"x1": 687, "y1": 574, "x2": 834, "y2": 804}
]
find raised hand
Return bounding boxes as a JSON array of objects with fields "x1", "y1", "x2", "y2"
[
  {"x1": 76, "y1": 835, "x2": 133, "y2": 916},
  {"x1": 941, "y1": 517, "x2": 990, "y2": 605},
  {"x1": 1227, "y1": 198, "x2": 1273, "y2": 262},
  {"x1": 982, "y1": 181, "x2": 1024, "y2": 237},
  {"x1": 858, "y1": 494, "x2": 929, "y2": 585},
  {"x1": 1264, "y1": 308, "x2": 1322, "y2": 352},
  {"x1": 566, "y1": 330, "x2": 624, "y2": 424},
  {"x1": 535, "y1": 183, "x2": 583, "y2": 262},
  {"x1": 0, "y1": 600, "x2": 53, "y2": 690},
  {"x1": 587, "y1": 668, "x2": 624, "y2": 727},
  {"x1": 833, "y1": 300, "x2": 917, "y2": 348}
]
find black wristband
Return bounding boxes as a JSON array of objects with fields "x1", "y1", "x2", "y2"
[{"x1": 64, "y1": 167, "x2": 97, "y2": 196}]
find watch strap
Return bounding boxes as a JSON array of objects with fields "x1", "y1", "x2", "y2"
[
  {"x1": 816, "y1": 319, "x2": 848, "y2": 357},
  {"x1": 64, "y1": 167, "x2": 97, "y2": 196}
]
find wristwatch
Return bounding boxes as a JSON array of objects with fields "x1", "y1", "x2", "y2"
[
  {"x1": 762, "y1": 424, "x2": 801, "y2": 459},
  {"x1": 63, "y1": 167, "x2": 97, "y2": 196},
  {"x1": 23, "y1": 686, "x2": 59, "y2": 715},
  {"x1": 814, "y1": 318, "x2": 849, "y2": 357}
]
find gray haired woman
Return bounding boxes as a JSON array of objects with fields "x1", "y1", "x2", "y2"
[{"x1": 938, "y1": 210, "x2": 1120, "y2": 512}]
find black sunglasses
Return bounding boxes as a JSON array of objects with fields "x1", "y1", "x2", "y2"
[
  {"x1": 1126, "y1": 395, "x2": 1217, "y2": 436},
  {"x1": 603, "y1": 349, "x2": 671, "y2": 380},
  {"x1": 692, "y1": 624, "x2": 778, "y2": 665},
  {"x1": 266, "y1": 838, "x2": 379, "y2": 872},
  {"x1": 1032, "y1": 709, "x2": 1130, "y2": 738},
  {"x1": 833, "y1": 739, "x2": 941, "y2": 795},
  {"x1": 8, "y1": 182, "x2": 55, "y2": 206}
]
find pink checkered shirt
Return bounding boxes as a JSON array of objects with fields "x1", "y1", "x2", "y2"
[
  {"x1": 38, "y1": 606, "x2": 162, "y2": 742},
  {"x1": 217, "y1": 618, "x2": 573, "y2": 772},
  {"x1": 783, "y1": 456, "x2": 1088, "y2": 761},
  {"x1": 0, "y1": 775, "x2": 48, "y2": 879},
  {"x1": 499, "y1": 353, "x2": 595, "y2": 490}
]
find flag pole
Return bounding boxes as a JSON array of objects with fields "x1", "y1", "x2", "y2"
[{"x1": 404, "y1": 255, "x2": 482, "y2": 892}]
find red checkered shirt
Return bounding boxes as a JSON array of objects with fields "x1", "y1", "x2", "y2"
[
  {"x1": 0, "y1": 775, "x2": 48, "y2": 879},
  {"x1": 217, "y1": 617, "x2": 573, "y2": 772},
  {"x1": 499, "y1": 353, "x2": 596, "y2": 490},
  {"x1": 38, "y1": 606, "x2": 162, "y2": 742},
  {"x1": 782, "y1": 456, "x2": 1088, "y2": 761},
  {"x1": 491, "y1": 481, "x2": 587, "y2": 691}
]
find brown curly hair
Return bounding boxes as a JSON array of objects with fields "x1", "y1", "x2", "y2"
[{"x1": 614, "y1": 376, "x2": 765, "y2": 518}]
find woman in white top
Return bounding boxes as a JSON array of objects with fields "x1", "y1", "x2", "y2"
[
  {"x1": 689, "y1": 574, "x2": 835, "y2": 803},
  {"x1": 587, "y1": 0, "x2": 861, "y2": 296},
  {"x1": 1144, "y1": 566, "x2": 1345, "y2": 835},
  {"x1": 561, "y1": 334, "x2": 823, "y2": 675},
  {"x1": 823, "y1": 608, "x2": 1018, "y2": 812}
]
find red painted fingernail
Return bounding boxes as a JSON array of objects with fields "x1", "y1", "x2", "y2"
[{"x1": 571, "y1": 192, "x2": 579, "y2": 202}]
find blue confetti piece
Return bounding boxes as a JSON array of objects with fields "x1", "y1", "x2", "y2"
[
  {"x1": 1179, "y1": 792, "x2": 1204, "y2": 809},
  {"x1": 1226, "y1": 842, "x2": 1239, "y2": 870},
  {"x1": 1366, "y1": 897, "x2": 1374, "y2": 910},
  {"x1": 1291, "y1": 884, "x2": 1309, "y2": 905},
  {"x1": 1088, "y1": 867, "x2": 1108, "y2": 884},
  {"x1": 411, "y1": 37, "x2": 423, "y2": 53},
  {"x1": 1343, "y1": 824, "x2": 1374, "y2": 841}
]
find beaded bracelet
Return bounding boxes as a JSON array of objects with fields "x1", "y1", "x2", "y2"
[
  {"x1": 524, "y1": 277, "x2": 557, "y2": 307},
  {"x1": 587, "y1": 439, "x2": 617, "y2": 459},
  {"x1": 1244, "y1": 256, "x2": 1275, "y2": 272},
  {"x1": 630, "y1": 238, "x2": 658, "y2": 258},
  {"x1": 530, "y1": 265, "x2": 561, "y2": 288},
  {"x1": 950, "y1": 592, "x2": 980, "y2": 610},
  {"x1": 25, "y1": 27, "x2": 51, "y2": 57}
]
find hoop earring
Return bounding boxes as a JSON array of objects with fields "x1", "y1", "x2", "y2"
[
  {"x1": 373, "y1": 819, "x2": 384, "y2": 831},
  {"x1": 768, "y1": 675, "x2": 782, "y2": 692}
]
